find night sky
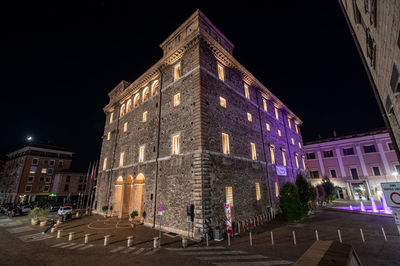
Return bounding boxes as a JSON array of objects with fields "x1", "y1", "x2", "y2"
[{"x1": 1, "y1": 1, "x2": 384, "y2": 168}]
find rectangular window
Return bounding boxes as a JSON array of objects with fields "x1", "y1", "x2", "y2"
[
  {"x1": 46, "y1": 177, "x2": 51, "y2": 183},
  {"x1": 47, "y1": 168, "x2": 53, "y2": 175},
  {"x1": 323, "y1": 150, "x2": 334, "y2": 157},
  {"x1": 50, "y1": 160, "x2": 55, "y2": 166},
  {"x1": 25, "y1": 185, "x2": 32, "y2": 192},
  {"x1": 64, "y1": 184, "x2": 69, "y2": 192},
  {"x1": 343, "y1": 148, "x2": 354, "y2": 155},
  {"x1": 262, "y1": 98, "x2": 267, "y2": 112},
  {"x1": 107, "y1": 132, "x2": 111, "y2": 140},
  {"x1": 139, "y1": 145, "x2": 145, "y2": 162},
  {"x1": 281, "y1": 149, "x2": 287, "y2": 166},
  {"x1": 66, "y1": 176, "x2": 70, "y2": 182},
  {"x1": 40, "y1": 177, "x2": 44, "y2": 182},
  {"x1": 247, "y1": 112, "x2": 252, "y2": 122},
  {"x1": 142, "y1": 111, "x2": 148, "y2": 122},
  {"x1": 278, "y1": 129, "x2": 281, "y2": 137},
  {"x1": 119, "y1": 152, "x2": 124, "y2": 167},
  {"x1": 350, "y1": 168, "x2": 359, "y2": 180},
  {"x1": 174, "y1": 63, "x2": 181, "y2": 81},
  {"x1": 58, "y1": 161, "x2": 63, "y2": 168},
  {"x1": 372, "y1": 166, "x2": 381, "y2": 176},
  {"x1": 32, "y1": 158, "x2": 38, "y2": 165},
  {"x1": 395, "y1": 165, "x2": 400, "y2": 174},
  {"x1": 217, "y1": 63, "x2": 224, "y2": 81},
  {"x1": 266, "y1": 123, "x2": 270, "y2": 131},
  {"x1": 172, "y1": 134, "x2": 180, "y2": 155},
  {"x1": 302, "y1": 156, "x2": 306, "y2": 170},
  {"x1": 41, "y1": 168, "x2": 47, "y2": 174},
  {"x1": 225, "y1": 186, "x2": 233, "y2": 206},
  {"x1": 28, "y1": 176, "x2": 34, "y2": 183},
  {"x1": 330, "y1": 169, "x2": 337, "y2": 178},
  {"x1": 110, "y1": 112, "x2": 114, "y2": 124},
  {"x1": 30, "y1": 167, "x2": 37, "y2": 174},
  {"x1": 390, "y1": 64, "x2": 399, "y2": 92},
  {"x1": 275, "y1": 182, "x2": 279, "y2": 197},
  {"x1": 251, "y1": 142, "x2": 257, "y2": 160},
  {"x1": 103, "y1": 158, "x2": 107, "y2": 170},
  {"x1": 274, "y1": 107, "x2": 279, "y2": 120},
  {"x1": 173, "y1": 93, "x2": 181, "y2": 107},
  {"x1": 44, "y1": 186, "x2": 49, "y2": 192},
  {"x1": 270, "y1": 145, "x2": 275, "y2": 164},
  {"x1": 295, "y1": 124, "x2": 299, "y2": 134},
  {"x1": 222, "y1": 133, "x2": 230, "y2": 154},
  {"x1": 219, "y1": 97, "x2": 226, "y2": 108},
  {"x1": 124, "y1": 122, "x2": 128, "y2": 132},
  {"x1": 298, "y1": 142, "x2": 302, "y2": 148},
  {"x1": 310, "y1": 170, "x2": 319, "y2": 179},
  {"x1": 295, "y1": 153, "x2": 299, "y2": 168},
  {"x1": 287, "y1": 117, "x2": 292, "y2": 128},
  {"x1": 244, "y1": 84, "x2": 250, "y2": 99},
  {"x1": 291, "y1": 138, "x2": 295, "y2": 145},
  {"x1": 255, "y1": 182, "x2": 261, "y2": 201},
  {"x1": 363, "y1": 145, "x2": 376, "y2": 153},
  {"x1": 388, "y1": 142, "x2": 394, "y2": 150}
]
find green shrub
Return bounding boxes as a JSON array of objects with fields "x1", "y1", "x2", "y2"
[
  {"x1": 279, "y1": 182, "x2": 304, "y2": 223},
  {"x1": 28, "y1": 207, "x2": 41, "y2": 219},
  {"x1": 130, "y1": 210, "x2": 138, "y2": 219},
  {"x1": 102, "y1": 206, "x2": 108, "y2": 212},
  {"x1": 296, "y1": 175, "x2": 312, "y2": 215},
  {"x1": 322, "y1": 177, "x2": 336, "y2": 202}
]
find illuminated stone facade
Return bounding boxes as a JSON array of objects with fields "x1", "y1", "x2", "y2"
[{"x1": 95, "y1": 10, "x2": 304, "y2": 238}]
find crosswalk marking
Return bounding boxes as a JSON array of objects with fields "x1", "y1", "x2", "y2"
[
  {"x1": 133, "y1": 248, "x2": 145, "y2": 255},
  {"x1": 18, "y1": 232, "x2": 53, "y2": 242},
  {"x1": 121, "y1": 247, "x2": 136, "y2": 254},
  {"x1": 60, "y1": 243, "x2": 76, "y2": 248},
  {"x1": 181, "y1": 250, "x2": 247, "y2": 256},
  {"x1": 51, "y1": 242, "x2": 69, "y2": 248},
  {"x1": 69, "y1": 244, "x2": 85, "y2": 249},
  {"x1": 111, "y1": 247, "x2": 125, "y2": 253},
  {"x1": 78, "y1": 244, "x2": 94, "y2": 250},
  {"x1": 7, "y1": 226, "x2": 34, "y2": 234},
  {"x1": 214, "y1": 260, "x2": 293, "y2": 266},
  {"x1": 198, "y1": 255, "x2": 268, "y2": 261},
  {"x1": 0, "y1": 221, "x2": 20, "y2": 227},
  {"x1": 144, "y1": 248, "x2": 160, "y2": 256},
  {"x1": 0, "y1": 218, "x2": 12, "y2": 223},
  {"x1": 166, "y1": 246, "x2": 225, "y2": 251}
]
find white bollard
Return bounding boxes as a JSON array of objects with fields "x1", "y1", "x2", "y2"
[
  {"x1": 127, "y1": 236, "x2": 134, "y2": 247},
  {"x1": 382, "y1": 227, "x2": 387, "y2": 241},
  {"x1": 56, "y1": 219, "x2": 61, "y2": 225},
  {"x1": 315, "y1": 230, "x2": 319, "y2": 241},
  {"x1": 57, "y1": 230, "x2": 62, "y2": 239},
  {"x1": 338, "y1": 230, "x2": 342, "y2": 243},
  {"x1": 104, "y1": 235, "x2": 110, "y2": 246},
  {"x1": 228, "y1": 233, "x2": 231, "y2": 246},
  {"x1": 182, "y1": 237, "x2": 188, "y2": 248},
  {"x1": 249, "y1": 232, "x2": 253, "y2": 246},
  {"x1": 153, "y1": 237, "x2": 159, "y2": 249},
  {"x1": 270, "y1": 231, "x2": 274, "y2": 245},
  {"x1": 69, "y1": 232, "x2": 74, "y2": 241},
  {"x1": 360, "y1": 229, "x2": 365, "y2": 243},
  {"x1": 293, "y1": 231, "x2": 296, "y2": 245},
  {"x1": 85, "y1": 234, "x2": 90, "y2": 244},
  {"x1": 51, "y1": 227, "x2": 56, "y2": 233}
]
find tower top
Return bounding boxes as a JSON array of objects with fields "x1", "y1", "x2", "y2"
[{"x1": 160, "y1": 9, "x2": 234, "y2": 56}]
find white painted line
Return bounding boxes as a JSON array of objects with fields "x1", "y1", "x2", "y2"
[
  {"x1": 121, "y1": 247, "x2": 136, "y2": 254},
  {"x1": 110, "y1": 246, "x2": 125, "y2": 253},
  {"x1": 7, "y1": 226, "x2": 34, "y2": 233},
  {"x1": 60, "y1": 243, "x2": 77, "y2": 248},
  {"x1": 51, "y1": 242, "x2": 70, "y2": 248},
  {"x1": 214, "y1": 260, "x2": 293, "y2": 265},
  {"x1": 18, "y1": 233, "x2": 53, "y2": 242},
  {"x1": 0, "y1": 218, "x2": 12, "y2": 223},
  {"x1": 180, "y1": 250, "x2": 247, "y2": 256},
  {"x1": 166, "y1": 246, "x2": 225, "y2": 251},
  {"x1": 144, "y1": 248, "x2": 160, "y2": 256},
  {"x1": 78, "y1": 244, "x2": 94, "y2": 250},
  {"x1": 0, "y1": 222, "x2": 20, "y2": 227},
  {"x1": 197, "y1": 255, "x2": 268, "y2": 261},
  {"x1": 69, "y1": 244, "x2": 85, "y2": 249},
  {"x1": 133, "y1": 248, "x2": 145, "y2": 255}
]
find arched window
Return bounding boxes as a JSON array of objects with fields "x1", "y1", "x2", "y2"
[
  {"x1": 126, "y1": 99, "x2": 132, "y2": 112},
  {"x1": 151, "y1": 80, "x2": 159, "y2": 96},
  {"x1": 120, "y1": 104, "x2": 126, "y2": 117},
  {"x1": 133, "y1": 93, "x2": 140, "y2": 108},
  {"x1": 142, "y1": 87, "x2": 149, "y2": 102}
]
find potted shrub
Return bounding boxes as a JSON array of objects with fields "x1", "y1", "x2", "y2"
[
  {"x1": 38, "y1": 208, "x2": 50, "y2": 226},
  {"x1": 129, "y1": 210, "x2": 138, "y2": 222},
  {"x1": 28, "y1": 207, "x2": 41, "y2": 225},
  {"x1": 102, "y1": 206, "x2": 108, "y2": 218}
]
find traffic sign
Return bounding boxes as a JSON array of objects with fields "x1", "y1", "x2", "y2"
[
  {"x1": 158, "y1": 203, "x2": 164, "y2": 211},
  {"x1": 381, "y1": 182, "x2": 400, "y2": 207}
]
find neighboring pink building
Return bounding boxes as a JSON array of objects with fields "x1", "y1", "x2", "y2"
[{"x1": 304, "y1": 129, "x2": 399, "y2": 201}]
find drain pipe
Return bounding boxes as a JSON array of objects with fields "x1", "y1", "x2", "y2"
[{"x1": 153, "y1": 68, "x2": 163, "y2": 228}]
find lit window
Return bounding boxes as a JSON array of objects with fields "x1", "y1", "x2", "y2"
[
  {"x1": 262, "y1": 98, "x2": 267, "y2": 112},
  {"x1": 30, "y1": 167, "x2": 37, "y2": 174},
  {"x1": 282, "y1": 149, "x2": 287, "y2": 166},
  {"x1": 142, "y1": 87, "x2": 149, "y2": 102},
  {"x1": 124, "y1": 122, "x2": 128, "y2": 132},
  {"x1": 217, "y1": 63, "x2": 224, "y2": 81},
  {"x1": 255, "y1": 182, "x2": 261, "y2": 201},
  {"x1": 247, "y1": 112, "x2": 252, "y2": 122},
  {"x1": 291, "y1": 138, "x2": 295, "y2": 145},
  {"x1": 278, "y1": 129, "x2": 281, "y2": 137},
  {"x1": 251, "y1": 142, "x2": 257, "y2": 160},
  {"x1": 142, "y1": 111, "x2": 148, "y2": 122},
  {"x1": 103, "y1": 158, "x2": 107, "y2": 170},
  {"x1": 274, "y1": 107, "x2": 279, "y2": 120},
  {"x1": 275, "y1": 182, "x2": 279, "y2": 197},
  {"x1": 225, "y1": 186, "x2": 233, "y2": 206},
  {"x1": 107, "y1": 132, "x2": 111, "y2": 140},
  {"x1": 295, "y1": 153, "x2": 299, "y2": 168},
  {"x1": 139, "y1": 145, "x2": 145, "y2": 163},
  {"x1": 219, "y1": 97, "x2": 226, "y2": 108},
  {"x1": 174, "y1": 63, "x2": 181, "y2": 81},
  {"x1": 244, "y1": 84, "x2": 250, "y2": 99},
  {"x1": 266, "y1": 123, "x2": 270, "y2": 131},
  {"x1": 298, "y1": 142, "x2": 302, "y2": 148},
  {"x1": 295, "y1": 123, "x2": 299, "y2": 134},
  {"x1": 173, "y1": 93, "x2": 181, "y2": 107},
  {"x1": 126, "y1": 99, "x2": 132, "y2": 112},
  {"x1": 302, "y1": 155, "x2": 306, "y2": 170},
  {"x1": 120, "y1": 104, "x2": 126, "y2": 117},
  {"x1": 222, "y1": 133, "x2": 230, "y2": 154},
  {"x1": 110, "y1": 112, "x2": 114, "y2": 124},
  {"x1": 133, "y1": 94, "x2": 140, "y2": 107},
  {"x1": 151, "y1": 80, "x2": 159, "y2": 96},
  {"x1": 41, "y1": 168, "x2": 47, "y2": 174},
  {"x1": 270, "y1": 145, "x2": 275, "y2": 164},
  {"x1": 119, "y1": 152, "x2": 124, "y2": 167},
  {"x1": 287, "y1": 117, "x2": 291, "y2": 128},
  {"x1": 172, "y1": 134, "x2": 180, "y2": 155}
]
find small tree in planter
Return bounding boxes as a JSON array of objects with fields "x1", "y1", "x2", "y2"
[
  {"x1": 279, "y1": 182, "x2": 304, "y2": 223},
  {"x1": 130, "y1": 210, "x2": 138, "y2": 221},
  {"x1": 28, "y1": 207, "x2": 41, "y2": 225},
  {"x1": 102, "y1": 206, "x2": 108, "y2": 218}
]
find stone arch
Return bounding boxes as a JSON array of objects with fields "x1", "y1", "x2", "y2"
[
  {"x1": 151, "y1": 80, "x2": 159, "y2": 96},
  {"x1": 133, "y1": 173, "x2": 145, "y2": 218},
  {"x1": 112, "y1": 176, "x2": 123, "y2": 216},
  {"x1": 121, "y1": 175, "x2": 134, "y2": 216}
]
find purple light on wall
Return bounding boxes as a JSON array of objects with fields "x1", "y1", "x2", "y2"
[
  {"x1": 360, "y1": 201, "x2": 366, "y2": 212},
  {"x1": 370, "y1": 198, "x2": 378, "y2": 213},
  {"x1": 349, "y1": 205, "x2": 353, "y2": 210},
  {"x1": 381, "y1": 195, "x2": 391, "y2": 214}
]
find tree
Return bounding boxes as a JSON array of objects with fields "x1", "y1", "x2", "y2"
[
  {"x1": 296, "y1": 174, "x2": 312, "y2": 215},
  {"x1": 316, "y1": 184, "x2": 325, "y2": 203},
  {"x1": 279, "y1": 182, "x2": 304, "y2": 223},
  {"x1": 322, "y1": 177, "x2": 336, "y2": 202}
]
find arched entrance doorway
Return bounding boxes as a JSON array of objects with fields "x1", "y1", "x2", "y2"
[
  {"x1": 112, "y1": 176, "x2": 123, "y2": 216},
  {"x1": 121, "y1": 175, "x2": 133, "y2": 217},
  {"x1": 133, "y1": 173, "x2": 145, "y2": 218}
]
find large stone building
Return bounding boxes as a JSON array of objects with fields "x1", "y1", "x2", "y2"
[
  {"x1": 0, "y1": 143, "x2": 73, "y2": 203},
  {"x1": 95, "y1": 10, "x2": 305, "y2": 238},
  {"x1": 339, "y1": 0, "x2": 400, "y2": 160},
  {"x1": 305, "y1": 129, "x2": 399, "y2": 201}
]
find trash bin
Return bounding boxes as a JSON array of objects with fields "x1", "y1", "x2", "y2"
[{"x1": 214, "y1": 226, "x2": 223, "y2": 241}]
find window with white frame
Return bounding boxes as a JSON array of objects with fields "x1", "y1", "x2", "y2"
[
  {"x1": 278, "y1": 129, "x2": 282, "y2": 137},
  {"x1": 329, "y1": 168, "x2": 337, "y2": 178},
  {"x1": 274, "y1": 107, "x2": 279, "y2": 120},
  {"x1": 220, "y1": 97, "x2": 226, "y2": 108},
  {"x1": 142, "y1": 111, "x2": 148, "y2": 122},
  {"x1": 295, "y1": 123, "x2": 299, "y2": 134},
  {"x1": 119, "y1": 153, "x2": 124, "y2": 167},
  {"x1": 372, "y1": 166, "x2": 381, "y2": 176},
  {"x1": 247, "y1": 112, "x2": 252, "y2": 122},
  {"x1": 270, "y1": 145, "x2": 275, "y2": 164},
  {"x1": 298, "y1": 142, "x2": 302, "y2": 148},
  {"x1": 222, "y1": 133, "x2": 230, "y2": 154},
  {"x1": 291, "y1": 138, "x2": 295, "y2": 145},
  {"x1": 174, "y1": 63, "x2": 181, "y2": 81},
  {"x1": 244, "y1": 84, "x2": 250, "y2": 99},
  {"x1": 281, "y1": 149, "x2": 287, "y2": 166},
  {"x1": 124, "y1": 122, "x2": 128, "y2": 132},
  {"x1": 30, "y1": 167, "x2": 37, "y2": 174},
  {"x1": 262, "y1": 98, "x2": 267, "y2": 112},
  {"x1": 287, "y1": 117, "x2": 291, "y2": 128},
  {"x1": 172, "y1": 134, "x2": 180, "y2": 155},
  {"x1": 295, "y1": 153, "x2": 299, "y2": 168},
  {"x1": 251, "y1": 142, "x2": 257, "y2": 160},
  {"x1": 139, "y1": 145, "x2": 145, "y2": 163},
  {"x1": 255, "y1": 182, "x2": 261, "y2": 201},
  {"x1": 225, "y1": 186, "x2": 233, "y2": 206},
  {"x1": 173, "y1": 93, "x2": 181, "y2": 107},
  {"x1": 41, "y1": 168, "x2": 47, "y2": 174},
  {"x1": 103, "y1": 158, "x2": 107, "y2": 170},
  {"x1": 266, "y1": 123, "x2": 270, "y2": 131},
  {"x1": 217, "y1": 63, "x2": 224, "y2": 81}
]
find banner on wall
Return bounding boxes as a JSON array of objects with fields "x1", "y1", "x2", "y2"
[
  {"x1": 277, "y1": 166, "x2": 287, "y2": 176},
  {"x1": 224, "y1": 203, "x2": 232, "y2": 231}
]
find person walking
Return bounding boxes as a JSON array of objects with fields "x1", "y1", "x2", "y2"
[{"x1": 43, "y1": 219, "x2": 55, "y2": 234}]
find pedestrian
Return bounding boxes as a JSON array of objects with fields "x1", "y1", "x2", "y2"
[{"x1": 43, "y1": 219, "x2": 55, "y2": 234}]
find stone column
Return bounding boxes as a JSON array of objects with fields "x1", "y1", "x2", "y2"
[
  {"x1": 377, "y1": 142, "x2": 391, "y2": 175},
  {"x1": 317, "y1": 151, "x2": 325, "y2": 176},
  {"x1": 119, "y1": 184, "x2": 125, "y2": 219},
  {"x1": 355, "y1": 144, "x2": 368, "y2": 177},
  {"x1": 335, "y1": 148, "x2": 346, "y2": 178}
]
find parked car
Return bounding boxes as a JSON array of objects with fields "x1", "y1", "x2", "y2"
[
  {"x1": 9, "y1": 208, "x2": 22, "y2": 217},
  {"x1": 58, "y1": 206, "x2": 73, "y2": 216},
  {"x1": 49, "y1": 204, "x2": 61, "y2": 212},
  {"x1": 20, "y1": 206, "x2": 32, "y2": 214},
  {"x1": 64, "y1": 203, "x2": 74, "y2": 209}
]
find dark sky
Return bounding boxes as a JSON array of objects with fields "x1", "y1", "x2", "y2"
[{"x1": 1, "y1": 1, "x2": 384, "y2": 168}]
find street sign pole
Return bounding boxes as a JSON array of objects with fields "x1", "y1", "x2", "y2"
[
  {"x1": 381, "y1": 182, "x2": 400, "y2": 235},
  {"x1": 157, "y1": 203, "x2": 164, "y2": 248}
]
